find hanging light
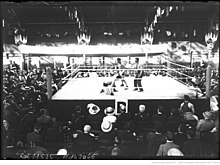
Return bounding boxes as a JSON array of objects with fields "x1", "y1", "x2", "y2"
[
  {"x1": 205, "y1": 31, "x2": 218, "y2": 51},
  {"x1": 140, "y1": 26, "x2": 153, "y2": 45},
  {"x1": 14, "y1": 28, "x2": 27, "y2": 45},
  {"x1": 77, "y1": 26, "x2": 91, "y2": 45}
]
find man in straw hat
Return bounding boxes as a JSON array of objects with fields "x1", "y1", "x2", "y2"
[
  {"x1": 86, "y1": 103, "x2": 102, "y2": 131},
  {"x1": 103, "y1": 107, "x2": 117, "y2": 124},
  {"x1": 196, "y1": 111, "x2": 215, "y2": 132}
]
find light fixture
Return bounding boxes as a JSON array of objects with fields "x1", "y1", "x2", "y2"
[
  {"x1": 205, "y1": 32, "x2": 218, "y2": 50},
  {"x1": 166, "y1": 31, "x2": 172, "y2": 36},
  {"x1": 14, "y1": 28, "x2": 27, "y2": 45},
  {"x1": 77, "y1": 25, "x2": 91, "y2": 45},
  {"x1": 140, "y1": 26, "x2": 153, "y2": 45}
]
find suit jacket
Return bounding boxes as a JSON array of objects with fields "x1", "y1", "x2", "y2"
[
  {"x1": 26, "y1": 131, "x2": 43, "y2": 144},
  {"x1": 157, "y1": 141, "x2": 180, "y2": 156},
  {"x1": 147, "y1": 133, "x2": 166, "y2": 156},
  {"x1": 173, "y1": 132, "x2": 188, "y2": 150},
  {"x1": 183, "y1": 138, "x2": 204, "y2": 158}
]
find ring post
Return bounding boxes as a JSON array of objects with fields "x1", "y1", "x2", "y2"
[
  {"x1": 205, "y1": 65, "x2": 211, "y2": 98},
  {"x1": 46, "y1": 67, "x2": 52, "y2": 100}
]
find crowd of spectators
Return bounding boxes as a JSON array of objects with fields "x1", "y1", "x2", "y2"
[{"x1": 2, "y1": 61, "x2": 219, "y2": 159}]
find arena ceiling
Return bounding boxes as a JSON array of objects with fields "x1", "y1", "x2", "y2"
[{"x1": 1, "y1": 1, "x2": 219, "y2": 45}]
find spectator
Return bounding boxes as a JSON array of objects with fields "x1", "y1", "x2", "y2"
[
  {"x1": 22, "y1": 111, "x2": 37, "y2": 132},
  {"x1": 182, "y1": 129, "x2": 202, "y2": 158},
  {"x1": 196, "y1": 111, "x2": 215, "y2": 134},
  {"x1": 86, "y1": 103, "x2": 103, "y2": 132},
  {"x1": 98, "y1": 121, "x2": 116, "y2": 155},
  {"x1": 46, "y1": 121, "x2": 64, "y2": 143},
  {"x1": 37, "y1": 109, "x2": 52, "y2": 125},
  {"x1": 179, "y1": 95, "x2": 198, "y2": 128},
  {"x1": 157, "y1": 131, "x2": 180, "y2": 156},
  {"x1": 173, "y1": 123, "x2": 188, "y2": 151},
  {"x1": 167, "y1": 108, "x2": 181, "y2": 133},
  {"x1": 103, "y1": 107, "x2": 117, "y2": 124},
  {"x1": 26, "y1": 123, "x2": 43, "y2": 147},
  {"x1": 71, "y1": 105, "x2": 86, "y2": 131},
  {"x1": 152, "y1": 105, "x2": 167, "y2": 132},
  {"x1": 75, "y1": 125, "x2": 98, "y2": 153},
  {"x1": 134, "y1": 104, "x2": 153, "y2": 135},
  {"x1": 146, "y1": 123, "x2": 166, "y2": 156}
]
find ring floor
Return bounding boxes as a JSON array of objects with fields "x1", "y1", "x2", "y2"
[{"x1": 52, "y1": 75, "x2": 198, "y2": 100}]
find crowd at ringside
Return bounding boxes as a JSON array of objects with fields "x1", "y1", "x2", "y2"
[{"x1": 2, "y1": 62, "x2": 219, "y2": 159}]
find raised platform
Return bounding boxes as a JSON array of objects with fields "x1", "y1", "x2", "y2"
[
  {"x1": 52, "y1": 75, "x2": 198, "y2": 100},
  {"x1": 49, "y1": 75, "x2": 209, "y2": 121}
]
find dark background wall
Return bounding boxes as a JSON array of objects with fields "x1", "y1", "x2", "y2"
[{"x1": 48, "y1": 99, "x2": 209, "y2": 121}]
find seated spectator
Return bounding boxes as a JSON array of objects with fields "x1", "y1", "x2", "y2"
[
  {"x1": 71, "y1": 105, "x2": 86, "y2": 131},
  {"x1": 37, "y1": 109, "x2": 51, "y2": 124},
  {"x1": 117, "y1": 122, "x2": 137, "y2": 142},
  {"x1": 26, "y1": 123, "x2": 43, "y2": 147},
  {"x1": 134, "y1": 104, "x2": 153, "y2": 134},
  {"x1": 75, "y1": 125, "x2": 98, "y2": 153},
  {"x1": 182, "y1": 129, "x2": 202, "y2": 158},
  {"x1": 22, "y1": 111, "x2": 37, "y2": 133},
  {"x1": 86, "y1": 103, "x2": 103, "y2": 132},
  {"x1": 117, "y1": 122, "x2": 137, "y2": 156},
  {"x1": 37, "y1": 109, "x2": 52, "y2": 138},
  {"x1": 152, "y1": 105, "x2": 167, "y2": 132},
  {"x1": 98, "y1": 121, "x2": 116, "y2": 155},
  {"x1": 116, "y1": 104, "x2": 133, "y2": 131},
  {"x1": 173, "y1": 123, "x2": 188, "y2": 151},
  {"x1": 196, "y1": 111, "x2": 215, "y2": 135},
  {"x1": 146, "y1": 123, "x2": 166, "y2": 156},
  {"x1": 103, "y1": 107, "x2": 117, "y2": 124},
  {"x1": 46, "y1": 121, "x2": 64, "y2": 143},
  {"x1": 167, "y1": 108, "x2": 181, "y2": 133},
  {"x1": 157, "y1": 131, "x2": 180, "y2": 156}
]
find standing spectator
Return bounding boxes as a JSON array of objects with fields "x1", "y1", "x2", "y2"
[
  {"x1": 179, "y1": 95, "x2": 198, "y2": 128},
  {"x1": 157, "y1": 131, "x2": 180, "y2": 156}
]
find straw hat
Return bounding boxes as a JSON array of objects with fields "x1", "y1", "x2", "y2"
[
  {"x1": 57, "y1": 149, "x2": 67, "y2": 155},
  {"x1": 101, "y1": 121, "x2": 112, "y2": 132},
  {"x1": 103, "y1": 115, "x2": 117, "y2": 123},
  {"x1": 87, "y1": 103, "x2": 100, "y2": 115},
  {"x1": 167, "y1": 148, "x2": 184, "y2": 156},
  {"x1": 203, "y1": 111, "x2": 212, "y2": 120},
  {"x1": 104, "y1": 106, "x2": 115, "y2": 115}
]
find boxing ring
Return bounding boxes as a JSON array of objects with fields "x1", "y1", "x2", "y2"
[
  {"x1": 52, "y1": 66, "x2": 200, "y2": 100},
  {"x1": 48, "y1": 64, "x2": 210, "y2": 121}
]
